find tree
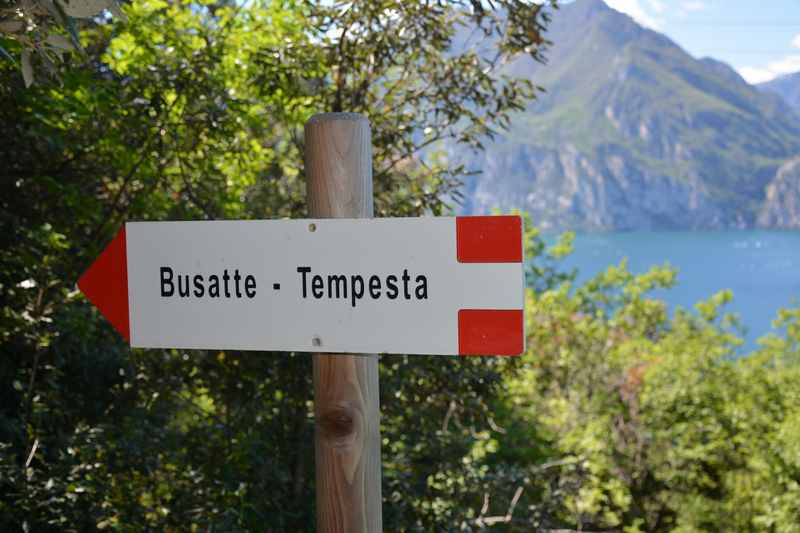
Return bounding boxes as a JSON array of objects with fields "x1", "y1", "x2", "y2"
[
  {"x1": 493, "y1": 255, "x2": 800, "y2": 531},
  {"x1": 0, "y1": 0, "x2": 556, "y2": 530}
]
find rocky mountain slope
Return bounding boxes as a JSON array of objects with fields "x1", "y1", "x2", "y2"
[
  {"x1": 758, "y1": 158, "x2": 800, "y2": 227},
  {"x1": 759, "y1": 71, "x2": 800, "y2": 110},
  {"x1": 454, "y1": 0, "x2": 800, "y2": 230}
]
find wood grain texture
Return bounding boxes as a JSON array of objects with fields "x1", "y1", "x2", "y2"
[
  {"x1": 305, "y1": 112, "x2": 382, "y2": 533},
  {"x1": 306, "y1": 113, "x2": 373, "y2": 219}
]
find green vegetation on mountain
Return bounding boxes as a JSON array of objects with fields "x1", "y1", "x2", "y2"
[
  {"x1": 459, "y1": 0, "x2": 800, "y2": 230},
  {"x1": 2, "y1": 1, "x2": 800, "y2": 531}
]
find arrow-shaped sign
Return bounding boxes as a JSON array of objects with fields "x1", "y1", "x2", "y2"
[
  {"x1": 78, "y1": 216, "x2": 524, "y2": 355},
  {"x1": 78, "y1": 227, "x2": 130, "y2": 341}
]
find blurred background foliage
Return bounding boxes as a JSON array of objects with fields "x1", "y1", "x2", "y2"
[{"x1": 1, "y1": 0, "x2": 799, "y2": 531}]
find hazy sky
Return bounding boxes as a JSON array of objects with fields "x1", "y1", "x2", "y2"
[{"x1": 595, "y1": 0, "x2": 800, "y2": 84}]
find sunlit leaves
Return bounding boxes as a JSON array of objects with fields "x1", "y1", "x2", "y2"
[
  {"x1": 3, "y1": 2, "x2": 556, "y2": 529},
  {"x1": 497, "y1": 239, "x2": 800, "y2": 530}
]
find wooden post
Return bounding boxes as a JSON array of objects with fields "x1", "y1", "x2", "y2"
[{"x1": 305, "y1": 112, "x2": 383, "y2": 533}]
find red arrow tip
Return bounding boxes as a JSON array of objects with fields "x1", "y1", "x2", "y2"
[{"x1": 78, "y1": 227, "x2": 130, "y2": 342}]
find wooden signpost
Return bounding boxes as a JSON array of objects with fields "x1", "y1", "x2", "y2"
[
  {"x1": 306, "y1": 113, "x2": 382, "y2": 533},
  {"x1": 78, "y1": 113, "x2": 525, "y2": 532}
]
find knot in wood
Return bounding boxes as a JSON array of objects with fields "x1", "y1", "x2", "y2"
[{"x1": 318, "y1": 405, "x2": 359, "y2": 444}]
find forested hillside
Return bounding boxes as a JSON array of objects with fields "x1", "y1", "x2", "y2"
[{"x1": 1, "y1": 1, "x2": 799, "y2": 531}]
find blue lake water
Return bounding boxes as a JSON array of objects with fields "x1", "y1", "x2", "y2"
[{"x1": 546, "y1": 231, "x2": 800, "y2": 353}]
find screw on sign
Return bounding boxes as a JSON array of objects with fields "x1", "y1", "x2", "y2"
[{"x1": 78, "y1": 113, "x2": 524, "y2": 533}]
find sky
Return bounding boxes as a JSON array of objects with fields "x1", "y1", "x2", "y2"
[{"x1": 598, "y1": 0, "x2": 800, "y2": 84}]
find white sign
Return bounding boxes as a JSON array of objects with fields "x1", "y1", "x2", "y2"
[{"x1": 78, "y1": 216, "x2": 525, "y2": 356}]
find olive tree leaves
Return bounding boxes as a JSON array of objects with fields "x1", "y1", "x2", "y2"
[{"x1": 0, "y1": 0, "x2": 126, "y2": 86}]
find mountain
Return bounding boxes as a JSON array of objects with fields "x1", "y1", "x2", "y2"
[
  {"x1": 454, "y1": 0, "x2": 800, "y2": 231},
  {"x1": 758, "y1": 71, "x2": 800, "y2": 110},
  {"x1": 758, "y1": 157, "x2": 800, "y2": 227}
]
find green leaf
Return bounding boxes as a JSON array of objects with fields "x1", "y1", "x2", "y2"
[
  {"x1": 0, "y1": 20, "x2": 25, "y2": 33},
  {"x1": 46, "y1": 33, "x2": 76, "y2": 52},
  {"x1": 58, "y1": 0, "x2": 110, "y2": 19},
  {"x1": 21, "y1": 49, "x2": 33, "y2": 87}
]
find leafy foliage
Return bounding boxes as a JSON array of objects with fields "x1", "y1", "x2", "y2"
[
  {"x1": 3, "y1": 1, "x2": 800, "y2": 531},
  {"x1": 1, "y1": 0, "x2": 555, "y2": 530},
  {"x1": 0, "y1": 0, "x2": 126, "y2": 86},
  {"x1": 490, "y1": 257, "x2": 800, "y2": 531}
]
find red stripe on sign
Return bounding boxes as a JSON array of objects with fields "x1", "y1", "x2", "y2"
[
  {"x1": 77, "y1": 227, "x2": 130, "y2": 342},
  {"x1": 456, "y1": 215, "x2": 522, "y2": 263},
  {"x1": 458, "y1": 309, "x2": 524, "y2": 356}
]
